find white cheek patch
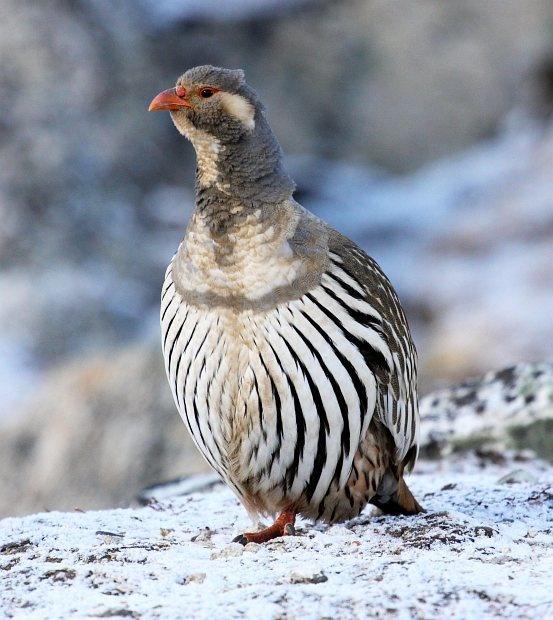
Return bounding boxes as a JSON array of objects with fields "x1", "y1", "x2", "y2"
[{"x1": 219, "y1": 92, "x2": 255, "y2": 131}]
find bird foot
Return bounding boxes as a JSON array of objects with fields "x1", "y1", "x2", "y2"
[{"x1": 233, "y1": 508, "x2": 296, "y2": 545}]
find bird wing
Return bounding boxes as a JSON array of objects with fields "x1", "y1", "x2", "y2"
[{"x1": 325, "y1": 229, "x2": 420, "y2": 469}]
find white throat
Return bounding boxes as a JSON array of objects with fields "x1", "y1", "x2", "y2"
[{"x1": 170, "y1": 110, "x2": 222, "y2": 188}]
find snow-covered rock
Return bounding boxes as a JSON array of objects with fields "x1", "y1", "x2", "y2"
[
  {"x1": 419, "y1": 363, "x2": 553, "y2": 459},
  {"x1": 1, "y1": 456, "x2": 552, "y2": 619}
]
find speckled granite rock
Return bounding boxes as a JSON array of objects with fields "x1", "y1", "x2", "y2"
[{"x1": 419, "y1": 363, "x2": 553, "y2": 459}]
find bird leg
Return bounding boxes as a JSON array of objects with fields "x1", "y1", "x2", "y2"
[{"x1": 233, "y1": 508, "x2": 296, "y2": 545}]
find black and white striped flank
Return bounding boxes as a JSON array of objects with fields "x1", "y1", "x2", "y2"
[{"x1": 161, "y1": 244, "x2": 419, "y2": 523}]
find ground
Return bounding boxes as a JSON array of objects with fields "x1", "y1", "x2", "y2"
[{"x1": 1, "y1": 454, "x2": 552, "y2": 619}]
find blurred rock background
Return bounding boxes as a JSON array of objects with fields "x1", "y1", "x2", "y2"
[{"x1": 1, "y1": 0, "x2": 552, "y2": 516}]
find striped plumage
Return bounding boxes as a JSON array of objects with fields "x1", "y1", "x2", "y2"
[{"x1": 151, "y1": 66, "x2": 422, "y2": 542}]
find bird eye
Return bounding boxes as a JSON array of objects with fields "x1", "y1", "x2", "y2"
[{"x1": 200, "y1": 88, "x2": 215, "y2": 99}]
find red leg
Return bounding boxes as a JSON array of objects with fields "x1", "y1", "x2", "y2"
[{"x1": 233, "y1": 508, "x2": 296, "y2": 545}]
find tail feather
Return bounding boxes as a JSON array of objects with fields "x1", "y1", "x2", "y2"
[{"x1": 371, "y1": 476, "x2": 424, "y2": 516}]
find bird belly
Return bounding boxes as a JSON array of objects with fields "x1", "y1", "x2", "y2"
[
  {"x1": 161, "y1": 291, "x2": 301, "y2": 516},
  {"x1": 162, "y1": 282, "x2": 386, "y2": 521}
]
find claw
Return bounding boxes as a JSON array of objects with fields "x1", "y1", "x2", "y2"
[{"x1": 231, "y1": 507, "x2": 296, "y2": 545}]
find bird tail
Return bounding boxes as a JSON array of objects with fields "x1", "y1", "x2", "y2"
[{"x1": 371, "y1": 475, "x2": 424, "y2": 516}]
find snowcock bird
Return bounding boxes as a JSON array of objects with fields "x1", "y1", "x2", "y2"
[{"x1": 149, "y1": 65, "x2": 423, "y2": 544}]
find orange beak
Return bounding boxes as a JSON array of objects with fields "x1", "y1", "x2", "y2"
[{"x1": 148, "y1": 87, "x2": 192, "y2": 112}]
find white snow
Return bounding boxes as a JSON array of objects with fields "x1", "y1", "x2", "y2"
[{"x1": 1, "y1": 455, "x2": 552, "y2": 619}]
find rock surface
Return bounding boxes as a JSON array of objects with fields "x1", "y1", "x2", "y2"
[
  {"x1": 1, "y1": 455, "x2": 552, "y2": 619},
  {"x1": 0, "y1": 340, "x2": 206, "y2": 518},
  {"x1": 419, "y1": 363, "x2": 553, "y2": 460}
]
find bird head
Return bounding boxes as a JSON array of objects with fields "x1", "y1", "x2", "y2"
[
  {"x1": 148, "y1": 65, "x2": 258, "y2": 143},
  {"x1": 149, "y1": 65, "x2": 294, "y2": 204}
]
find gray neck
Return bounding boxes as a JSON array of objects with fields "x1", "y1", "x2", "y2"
[{"x1": 194, "y1": 113, "x2": 295, "y2": 234}]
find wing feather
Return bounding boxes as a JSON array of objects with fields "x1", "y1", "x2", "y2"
[{"x1": 327, "y1": 231, "x2": 419, "y2": 467}]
